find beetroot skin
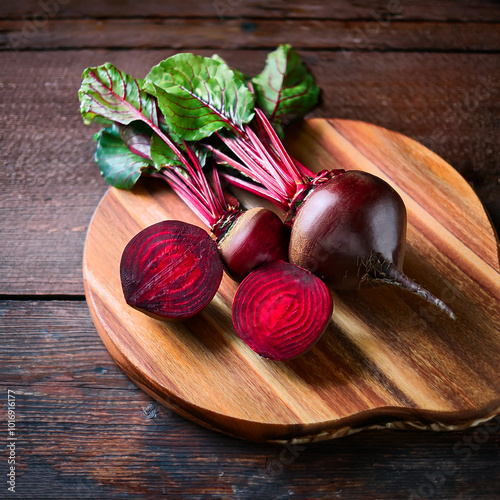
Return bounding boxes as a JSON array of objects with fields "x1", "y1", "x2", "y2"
[
  {"x1": 217, "y1": 207, "x2": 289, "y2": 281},
  {"x1": 289, "y1": 170, "x2": 406, "y2": 288},
  {"x1": 232, "y1": 261, "x2": 333, "y2": 361},
  {"x1": 120, "y1": 220, "x2": 223, "y2": 320}
]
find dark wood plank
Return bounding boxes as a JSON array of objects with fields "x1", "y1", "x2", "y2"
[
  {"x1": 1, "y1": 0, "x2": 499, "y2": 21},
  {"x1": 2, "y1": 19, "x2": 500, "y2": 51},
  {"x1": 1, "y1": 300, "x2": 500, "y2": 499},
  {"x1": 1, "y1": 50, "x2": 498, "y2": 294}
]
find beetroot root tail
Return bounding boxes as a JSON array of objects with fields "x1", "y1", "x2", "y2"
[{"x1": 381, "y1": 262, "x2": 456, "y2": 320}]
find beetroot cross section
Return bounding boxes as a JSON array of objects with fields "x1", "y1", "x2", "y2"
[
  {"x1": 120, "y1": 220, "x2": 223, "y2": 320},
  {"x1": 232, "y1": 261, "x2": 333, "y2": 361}
]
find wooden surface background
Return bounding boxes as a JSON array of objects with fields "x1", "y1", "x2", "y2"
[{"x1": 1, "y1": 1, "x2": 499, "y2": 498}]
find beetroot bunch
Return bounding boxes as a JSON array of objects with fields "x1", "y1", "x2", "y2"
[{"x1": 79, "y1": 45, "x2": 454, "y2": 362}]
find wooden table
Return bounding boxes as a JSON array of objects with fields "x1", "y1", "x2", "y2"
[{"x1": 1, "y1": 1, "x2": 499, "y2": 498}]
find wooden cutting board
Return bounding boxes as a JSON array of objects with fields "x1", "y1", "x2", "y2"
[{"x1": 83, "y1": 119, "x2": 500, "y2": 443}]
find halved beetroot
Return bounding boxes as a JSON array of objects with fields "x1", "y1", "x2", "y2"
[{"x1": 120, "y1": 220, "x2": 223, "y2": 320}]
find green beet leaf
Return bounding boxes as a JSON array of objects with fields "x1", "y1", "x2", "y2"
[
  {"x1": 150, "y1": 133, "x2": 184, "y2": 170},
  {"x1": 79, "y1": 63, "x2": 158, "y2": 126},
  {"x1": 119, "y1": 121, "x2": 153, "y2": 159},
  {"x1": 251, "y1": 44, "x2": 319, "y2": 128},
  {"x1": 211, "y1": 54, "x2": 249, "y2": 83},
  {"x1": 143, "y1": 53, "x2": 254, "y2": 141},
  {"x1": 94, "y1": 125, "x2": 156, "y2": 189}
]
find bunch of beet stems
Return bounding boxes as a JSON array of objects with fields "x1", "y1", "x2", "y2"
[
  {"x1": 117, "y1": 125, "x2": 333, "y2": 360},
  {"x1": 206, "y1": 108, "x2": 454, "y2": 319},
  {"x1": 123, "y1": 125, "x2": 289, "y2": 280}
]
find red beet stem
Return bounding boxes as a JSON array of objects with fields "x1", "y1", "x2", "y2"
[
  {"x1": 156, "y1": 150, "x2": 230, "y2": 229},
  {"x1": 120, "y1": 220, "x2": 223, "y2": 320},
  {"x1": 232, "y1": 261, "x2": 333, "y2": 361},
  {"x1": 212, "y1": 110, "x2": 314, "y2": 207},
  {"x1": 218, "y1": 171, "x2": 290, "y2": 212},
  {"x1": 129, "y1": 131, "x2": 290, "y2": 280}
]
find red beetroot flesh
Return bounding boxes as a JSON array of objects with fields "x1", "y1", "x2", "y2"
[
  {"x1": 217, "y1": 207, "x2": 289, "y2": 281},
  {"x1": 232, "y1": 261, "x2": 333, "y2": 361},
  {"x1": 120, "y1": 220, "x2": 223, "y2": 320},
  {"x1": 289, "y1": 170, "x2": 406, "y2": 288}
]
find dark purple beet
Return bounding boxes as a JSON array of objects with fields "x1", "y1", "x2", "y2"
[
  {"x1": 289, "y1": 170, "x2": 454, "y2": 318},
  {"x1": 120, "y1": 220, "x2": 223, "y2": 320},
  {"x1": 216, "y1": 207, "x2": 289, "y2": 281},
  {"x1": 232, "y1": 261, "x2": 333, "y2": 361},
  {"x1": 290, "y1": 171, "x2": 406, "y2": 288}
]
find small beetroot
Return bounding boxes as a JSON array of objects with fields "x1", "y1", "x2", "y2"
[
  {"x1": 232, "y1": 261, "x2": 333, "y2": 361},
  {"x1": 216, "y1": 207, "x2": 289, "y2": 281},
  {"x1": 120, "y1": 220, "x2": 223, "y2": 320}
]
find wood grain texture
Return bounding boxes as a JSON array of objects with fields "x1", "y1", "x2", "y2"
[
  {"x1": 82, "y1": 119, "x2": 500, "y2": 443},
  {"x1": 1, "y1": 0, "x2": 499, "y2": 21},
  {"x1": 3, "y1": 19, "x2": 500, "y2": 51},
  {"x1": 1, "y1": 50, "x2": 498, "y2": 295},
  {"x1": 1, "y1": 302, "x2": 499, "y2": 499}
]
